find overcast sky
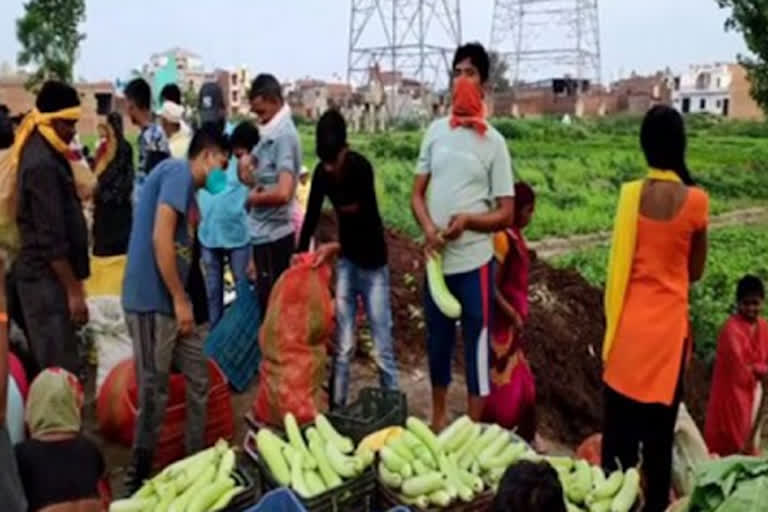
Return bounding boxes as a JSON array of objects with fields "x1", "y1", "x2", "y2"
[{"x1": 0, "y1": 0, "x2": 748, "y2": 83}]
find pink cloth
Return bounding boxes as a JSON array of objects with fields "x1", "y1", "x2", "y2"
[
  {"x1": 483, "y1": 227, "x2": 536, "y2": 440},
  {"x1": 497, "y1": 227, "x2": 530, "y2": 321},
  {"x1": 292, "y1": 202, "x2": 304, "y2": 245},
  {"x1": 482, "y1": 354, "x2": 536, "y2": 440},
  {"x1": 8, "y1": 352, "x2": 28, "y2": 401}
]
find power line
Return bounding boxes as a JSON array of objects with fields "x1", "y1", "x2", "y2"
[
  {"x1": 347, "y1": 0, "x2": 462, "y2": 116},
  {"x1": 490, "y1": 0, "x2": 601, "y2": 88}
]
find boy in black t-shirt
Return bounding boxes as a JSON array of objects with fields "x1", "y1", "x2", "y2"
[{"x1": 297, "y1": 109, "x2": 399, "y2": 408}]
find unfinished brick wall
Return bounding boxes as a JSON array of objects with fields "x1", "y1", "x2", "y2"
[
  {"x1": 728, "y1": 64, "x2": 765, "y2": 121},
  {"x1": 0, "y1": 78, "x2": 135, "y2": 138}
]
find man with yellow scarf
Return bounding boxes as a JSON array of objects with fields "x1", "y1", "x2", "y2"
[{"x1": 11, "y1": 81, "x2": 90, "y2": 376}]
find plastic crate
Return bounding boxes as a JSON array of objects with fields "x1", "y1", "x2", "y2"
[
  {"x1": 218, "y1": 466, "x2": 259, "y2": 512},
  {"x1": 379, "y1": 481, "x2": 494, "y2": 512},
  {"x1": 243, "y1": 429, "x2": 377, "y2": 512},
  {"x1": 326, "y1": 388, "x2": 407, "y2": 444},
  {"x1": 125, "y1": 360, "x2": 235, "y2": 468}
]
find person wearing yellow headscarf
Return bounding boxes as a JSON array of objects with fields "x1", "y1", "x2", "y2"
[
  {"x1": 601, "y1": 106, "x2": 708, "y2": 512},
  {"x1": 11, "y1": 81, "x2": 91, "y2": 377},
  {"x1": 15, "y1": 368, "x2": 106, "y2": 512}
]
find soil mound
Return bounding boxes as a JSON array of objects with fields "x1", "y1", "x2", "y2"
[{"x1": 315, "y1": 213, "x2": 711, "y2": 445}]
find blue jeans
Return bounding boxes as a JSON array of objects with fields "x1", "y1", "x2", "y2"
[
  {"x1": 425, "y1": 261, "x2": 493, "y2": 397},
  {"x1": 201, "y1": 245, "x2": 251, "y2": 328},
  {"x1": 333, "y1": 259, "x2": 399, "y2": 407}
]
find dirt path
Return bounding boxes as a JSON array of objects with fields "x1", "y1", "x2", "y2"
[{"x1": 530, "y1": 207, "x2": 768, "y2": 259}]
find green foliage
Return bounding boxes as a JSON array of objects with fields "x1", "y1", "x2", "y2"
[
  {"x1": 183, "y1": 84, "x2": 198, "y2": 115},
  {"x1": 554, "y1": 226, "x2": 768, "y2": 363},
  {"x1": 16, "y1": 0, "x2": 86, "y2": 90},
  {"x1": 325, "y1": 116, "x2": 768, "y2": 241},
  {"x1": 717, "y1": 0, "x2": 768, "y2": 115},
  {"x1": 489, "y1": 51, "x2": 511, "y2": 92}
]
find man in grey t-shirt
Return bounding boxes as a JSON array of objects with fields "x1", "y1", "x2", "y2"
[{"x1": 239, "y1": 74, "x2": 301, "y2": 308}]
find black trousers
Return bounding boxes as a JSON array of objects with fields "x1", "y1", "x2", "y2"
[
  {"x1": 602, "y1": 379, "x2": 682, "y2": 512},
  {"x1": 253, "y1": 233, "x2": 295, "y2": 310},
  {"x1": 16, "y1": 274, "x2": 81, "y2": 377}
]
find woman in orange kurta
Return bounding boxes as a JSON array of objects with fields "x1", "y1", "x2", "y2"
[
  {"x1": 601, "y1": 106, "x2": 708, "y2": 512},
  {"x1": 705, "y1": 276, "x2": 768, "y2": 456}
]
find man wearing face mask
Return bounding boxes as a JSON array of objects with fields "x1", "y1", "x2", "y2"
[
  {"x1": 240, "y1": 74, "x2": 301, "y2": 308},
  {"x1": 120, "y1": 126, "x2": 230, "y2": 493},
  {"x1": 198, "y1": 81, "x2": 260, "y2": 327},
  {"x1": 411, "y1": 43, "x2": 515, "y2": 431}
]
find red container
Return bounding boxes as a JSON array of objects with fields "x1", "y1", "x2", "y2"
[{"x1": 100, "y1": 359, "x2": 234, "y2": 468}]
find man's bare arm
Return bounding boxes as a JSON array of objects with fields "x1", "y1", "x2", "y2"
[
  {"x1": 153, "y1": 204, "x2": 185, "y2": 302},
  {"x1": 249, "y1": 172, "x2": 295, "y2": 207}
]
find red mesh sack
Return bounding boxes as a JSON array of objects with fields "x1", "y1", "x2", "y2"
[
  {"x1": 253, "y1": 254, "x2": 333, "y2": 425},
  {"x1": 576, "y1": 433, "x2": 603, "y2": 466}
]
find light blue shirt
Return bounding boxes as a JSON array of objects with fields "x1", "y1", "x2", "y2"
[
  {"x1": 198, "y1": 157, "x2": 250, "y2": 250},
  {"x1": 417, "y1": 117, "x2": 515, "y2": 275},
  {"x1": 248, "y1": 115, "x2": 302, "y2": 245}
]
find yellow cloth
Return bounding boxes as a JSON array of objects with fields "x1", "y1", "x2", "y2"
[
  {"x1": 295, "y1": 180, "x2": 311, "y2": 211},
  {"x1": 85, "y1": 255, "x2": 127, "y2": 297},
  {"x1": 26, "y1": 368, "x2": 84, "y2": 438},
  {"x1": 494, "y1": 231, "x2": 510, "y2": 263},
  {"x1": 0, "y1": 107, "x2": 82, "y2": 259},
  {"x1": 10, "y1": 107, "x2": 82, "y2": 168},
  {"x1": 169, "y1": 130, "x2": 191, "y2": 159},
  {"x1": 602, "y1": 169, "x2": 683, "y2": 361}
]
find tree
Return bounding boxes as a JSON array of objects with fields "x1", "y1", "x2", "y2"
[
  {"x1": 489, "y1": 51, "x2": 512, "y2": 92},
  {"x1": 16, "y1": 0, "x2": 86, "y2": 90},
  {"x1": 183, "y1": 83, "x2": 199, "y2": 114},
  {"x1": 716, "y1": 0, "x2": 768, "y2": 114}
]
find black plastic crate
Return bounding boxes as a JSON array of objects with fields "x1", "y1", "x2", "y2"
[
  {"x1": 244, "y1": 429, "x2": 377, "y2": 512},
  {"x1": 379, "y1": 482, "x2": 494, "y2": 512},
  {"x1": 327, "y1": 388, "x2": 407, "y2": 444},
  {"x1": 218, "y1": 465, "x2": 258, "y2": 512}
]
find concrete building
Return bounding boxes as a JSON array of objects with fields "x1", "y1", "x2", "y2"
[
  {"x1": 145, "y1": 47, "x2": 207, "y2": 95},
  {"x1": 287, "y1": 79, "x2": 354, "y2": 120},
  {"x1": 671, "y1": 63, "x2": 763, "y2": 120},
  {"x1": 213, "y1": 66, "x2": 251, "y2": 117}
]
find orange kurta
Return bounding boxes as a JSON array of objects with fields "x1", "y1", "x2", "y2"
[{"x1": 604, "y1": 187, "x2": 708, "y2": 405}]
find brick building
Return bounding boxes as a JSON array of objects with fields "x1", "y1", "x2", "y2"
[
  {"x1": 611, "y1": 72, "x2": 673, "y2": 114},
  {"x1": 0, "y1": 75, "x2": 131, "y2": 136},
  {"x1": 491, "y1": 79, "x2": 618, "y2": 118}
]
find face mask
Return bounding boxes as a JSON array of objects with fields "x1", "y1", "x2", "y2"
[{"x1": 204, "y1": 168, "x2": 227, "y2": 195}]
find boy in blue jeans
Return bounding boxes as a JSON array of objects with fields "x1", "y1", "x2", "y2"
[
  {"x1": 411, "y1": 42, "x2": 515, "y2": 430},
  {"x1": 298, "y1": 110, "x2": 399, "y2": 408}
]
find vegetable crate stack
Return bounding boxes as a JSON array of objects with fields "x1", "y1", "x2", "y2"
[
  {"x1": 326, "y1": 388, "x2": 407, "y2": 444},
  {"x1": 377, "y1": 416, "x2": 641, "y2": 512},
  {"x1": 109, "y1": 440, "x2": 256, "y2": 511},
  {"x1": 249, "y1": 412, "x2": 378, "y2": 512}
]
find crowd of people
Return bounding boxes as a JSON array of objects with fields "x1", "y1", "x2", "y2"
[{"x1": 0, "y1": 40, "x2": 764, "y2": 512}]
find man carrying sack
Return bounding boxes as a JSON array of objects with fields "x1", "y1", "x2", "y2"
[{"x1": 8, "y1": 81, "x2": 90, "y2": 376}]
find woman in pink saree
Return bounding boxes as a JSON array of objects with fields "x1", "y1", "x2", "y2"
[{"x1": 483, "y1": 182, "x2": 536, "y2": 441}]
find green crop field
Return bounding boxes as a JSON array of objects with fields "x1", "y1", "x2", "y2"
[
  {"x1": 87, "y1": 114, "x2": 768, "y2": 243},
  {"x1": 553, "y1": 226, "x2": 768, "y2": 363},
  {"x1": 294, "y1": 114, "x2": 768, "y2": 241}
]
